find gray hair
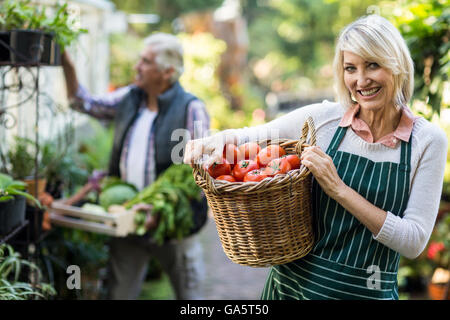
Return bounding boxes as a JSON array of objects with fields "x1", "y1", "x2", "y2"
[
  {"x1": 144, "y1": 33, "x2": 184, "y2": 83},
  {"x1": 333, "y1": 15, "x2": 414, "y2": 109}
]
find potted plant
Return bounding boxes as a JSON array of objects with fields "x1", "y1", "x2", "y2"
[
  {"x1": 0, "y1": 243, "x2": 56, "y2": 299},
  {"x1": 0, "y1": 172, "x2": 41, "y2": 236},
  {"x1": 0, "y1": 0, "x2": 87, "y2": 66},
  {"x1": 1, "y1": 136, "x2": 47, "y2": 202},
  {"x1": 425, "y1": 213, "x2": 450, "y2": 300}
]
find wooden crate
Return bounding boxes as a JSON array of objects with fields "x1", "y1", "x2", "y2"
[{"x1": 49, "y1": 201, "x2": 136, "y2": 237}]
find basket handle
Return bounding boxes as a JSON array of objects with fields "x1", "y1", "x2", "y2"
[{"x1": 295, "y1": 116, "x2": 316, "y2": 156}]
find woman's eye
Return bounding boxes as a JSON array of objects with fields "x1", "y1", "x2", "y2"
[
  {"x1": 344, "y1": 66, "x2": 355, "y2": 72},
  {"x1": 368, "y1": 62, "x2": 380, "y2": 69}
]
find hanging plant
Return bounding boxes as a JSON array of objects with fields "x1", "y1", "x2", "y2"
[{"x1": 0, "y1": 0, "x2": 87, "y2": 65}]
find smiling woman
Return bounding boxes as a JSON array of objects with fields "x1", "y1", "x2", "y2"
[
  {"x1": 342, "y1": 52, "x2": 401, "y2": 141},
  {"x1": 333, "y1": 15, "x2": 414, "y2": 112},
  {"x1": 184, "y1": 14, "x2": 448, "y2": 300}
]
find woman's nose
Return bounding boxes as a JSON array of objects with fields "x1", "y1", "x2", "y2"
[{"x1": 356, "y1": 71, "x2": 371, "y2": 88}]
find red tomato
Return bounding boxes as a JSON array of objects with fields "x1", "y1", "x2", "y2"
[
  {"x1": 223, "y1": 144, "x2": 242, "y2": 165},
  {"x1": 216, "y1": 175, "x2": 236, "y2": 182},
  {"x1": 263, "y1": 158, "x2": 291, "y2": 176},
  {"x1": 232, "y1": 159, "x2": 260, "y2": 181},
  {"x1": 206, "y1": 159, "x2": 232, "y2": 179},
  {"x1": 283, "y1": 154, "x2": 301, "y2": 170},
  {"x1": 243, "y1": 169, "x2": 270, "y2": 182},
  {"x1": 256, "y1": 145, "x2": 286, "y2": 167},
  {"x1": 238, "y1": 142, "x2": 261, "y2": 160}
]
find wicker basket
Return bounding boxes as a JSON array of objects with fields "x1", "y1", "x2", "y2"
[{"x1": 193, "y1": 117, "x2": 316, "y2": 267}]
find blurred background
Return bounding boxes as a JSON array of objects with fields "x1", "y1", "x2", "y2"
[{"x1": 0, "y1": 0, "x2": 448, "y2": 300}]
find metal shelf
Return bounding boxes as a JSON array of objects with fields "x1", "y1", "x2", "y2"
[{"x1": 0, "y1": 220, "x2": 29, "y2": 245}]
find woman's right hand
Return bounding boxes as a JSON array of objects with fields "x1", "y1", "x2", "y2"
[{"x1": 183, "y1": 137, "x2": 224, "y2": 168}]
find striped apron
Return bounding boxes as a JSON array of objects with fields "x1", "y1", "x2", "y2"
[{"x1": 261, "y1": 125, "x2": 411, "y2": 300}]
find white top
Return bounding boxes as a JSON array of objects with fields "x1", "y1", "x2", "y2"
[
  {"x1": 224, "y1": 100, "x2": 448, "y2": 259},
  {"x1": 125, "y1": 108, "x2": 157, "y2": 191}
]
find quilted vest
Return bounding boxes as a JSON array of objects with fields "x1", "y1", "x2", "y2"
[{"x1": 108, "y1": 82, "x2": 197, "y2": 179}]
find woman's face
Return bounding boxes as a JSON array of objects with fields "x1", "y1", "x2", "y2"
[{"x1": 343, "y1": 51, "x2": 395, "y2": 112}]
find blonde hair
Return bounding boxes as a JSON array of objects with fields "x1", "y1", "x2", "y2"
[
  {"x1": 333, "y1": 15, "x2": 414, "y2": 109},
  {"x1": 144, "y1": 33, "x2": 184, "y2": 83}
]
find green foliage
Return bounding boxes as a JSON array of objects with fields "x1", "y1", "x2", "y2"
[
  {"x1": 0, "y1": 129, "x2": 89, "y2": 198},
  {"x1": 0, "y1": 172, "x2": 41, "y2": 207},
  {"x1": 1, "y1": 136, "x2": 36, "y2": 180},
  {"x1": 42, "y1": 227, "x2": 109, "y2": 300},
  {"x1": 0, "y1": 0, "x2": 87, "y2": 50},
  {"x1": 178, "y1": 32, "x2": 233, "y2": 130},
  {"x1": 385, "y1": 0, "x2": 449, "y2": 118},
  {"x1": 139, "y1": 272, "x2": 174, "y2": 300},
  {"x1": 427, "y1": 214, "x2": 450, "y2": 269},
  {"x1": 439, "y1": 122, "x2": 450, "y2": 196},
  {"x1": 76, "y1": 120, "x2": 114, "y2": 173},
  {"x1": 242, "y1": 0, "x2": 379, "y2": 93},
  {"x1": 109, "y1": 0, "x2": 223, "y2": 35},
  {"x1": 40, "y1": 135, "x2": 89, "y2": 198},
  {"x1": 109, "y1": 33, "x2": 143, "y2": 88},
  {"x1": 0, "y1": 244, "x2": 56, "y2": 300}
]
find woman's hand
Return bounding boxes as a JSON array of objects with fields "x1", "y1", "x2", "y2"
[
  {"x1": 301, "y1": 146, "x2": 387, "y2": 236},
  {"x1": 300, "y1": 146, "x2": 347, "y2": 200},
  {"x1": 183, "y1": 130, "x2": 240, "y2": 168},
  {"x1": 183, "y1": 138, "x2": 223, "y2": 168}
]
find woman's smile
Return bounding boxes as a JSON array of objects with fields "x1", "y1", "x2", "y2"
[{"x1": 358, "y1": 87, "x2": 381, "y2": 98}]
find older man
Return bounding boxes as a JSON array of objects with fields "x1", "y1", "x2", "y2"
[{"x1": 62, "y1": 33, "x2": 210, "y2": 300}]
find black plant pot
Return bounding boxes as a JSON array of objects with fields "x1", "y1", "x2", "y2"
[
  {"x1": 0, "y1": 196, "x2": 26, "y2": 236},
  {"x1": 14, "y1": 205, "x2": 44, "y2": 242},
  {"x1": 41, "y1": 32, "x2": 61, "y2": 66},
  {"x1": 2, "y1": 30, "x2": 61, "y2": 66},
  {"x1": 0, "y1": 31, "x2": 11, "y2": 64}
]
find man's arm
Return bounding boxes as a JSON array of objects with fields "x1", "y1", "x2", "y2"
[
  {"x1": 61, "y1": 51, "x2": 131, "y2": 121},
  {"x1": 61, "y1": 51, "x2": 79, "y2": 101}
]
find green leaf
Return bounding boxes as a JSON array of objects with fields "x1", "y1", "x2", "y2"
[
  {"x1": 0, "y1": 196, "x2": 14, "y2": 202},
  {"x1": 5, "y1": 188, "x2": 41, "y2": 208}
]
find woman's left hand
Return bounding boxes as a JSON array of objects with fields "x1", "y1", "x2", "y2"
[{"x1": 300, "y1": 146, "x2": 347, "y2": 200}]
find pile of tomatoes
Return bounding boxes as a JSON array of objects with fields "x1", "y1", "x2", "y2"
[{"x1": 204, "y1": 142, "x2": 301, "y2": 183}]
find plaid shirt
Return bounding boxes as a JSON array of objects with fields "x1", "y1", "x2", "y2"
[{"x1": 71, "y1": 84, "x2": 210, "y2": 188}]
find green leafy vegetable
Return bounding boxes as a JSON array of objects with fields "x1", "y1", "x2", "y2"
[
  {"x1": 125, "y1": 164, "x2": 202, "y2": 244},
  {"x1": 99, "y1": 184, "x2": 137, "y2": 211}
]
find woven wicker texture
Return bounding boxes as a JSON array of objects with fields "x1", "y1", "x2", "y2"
[{"x1": 193, "y1": 117, "x2": 316, "y2": 267}]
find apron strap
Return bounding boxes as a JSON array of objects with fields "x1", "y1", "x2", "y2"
[
  {"x1": 326, "y1": 126, "x2": 347, "y2": 158},
  {"x1": 399, "y1": 137, "x2": 412, "y2": 173}
]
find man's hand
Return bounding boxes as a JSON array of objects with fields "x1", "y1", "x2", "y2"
[{"x1": 131, "y1": 203, "x2": 158, "y2": 231}]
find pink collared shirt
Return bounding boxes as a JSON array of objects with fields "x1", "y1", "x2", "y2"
[{"x1": 338, "y1": 104, "x2": 419, "y2": 148}]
